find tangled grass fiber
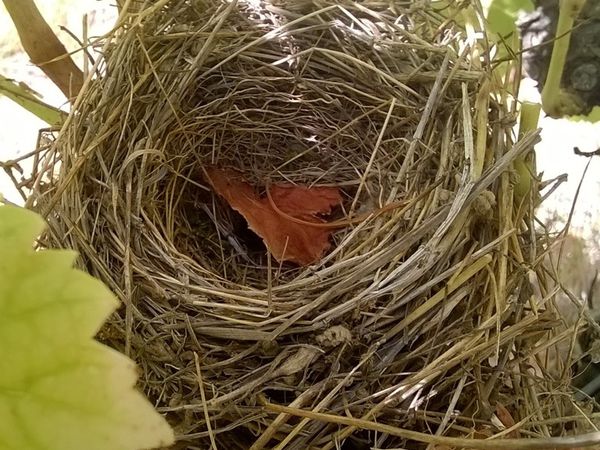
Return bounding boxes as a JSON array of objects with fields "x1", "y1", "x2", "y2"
[{"x1": 8, "y1": 0, "x2": 600, "y2": 448}]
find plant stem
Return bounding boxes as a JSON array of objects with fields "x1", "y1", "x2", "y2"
[
  {"x1": 0, "y1": 74, "x2": 65, "y2": 125},
  {"x1": 541, "y1": 0, "x2": 586, "y2": 117},
  {"x1": 514, "y1": 102, "x2": 541, "y2": 201},
  {"x1": 2, "y1": 0, "x2": 84, "y2": 101}
]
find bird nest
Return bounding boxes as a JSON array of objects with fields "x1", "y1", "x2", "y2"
[{"x1": 9, "y1": 0, "x2": 598, "y2": 448}]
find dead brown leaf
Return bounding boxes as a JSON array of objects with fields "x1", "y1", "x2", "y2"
[
  {"x1": 204, "y1": 167, "x2": 342, "y2": 265},
  {"x1": 495, "y1": 402, "x2": 520, "y2": 438}
]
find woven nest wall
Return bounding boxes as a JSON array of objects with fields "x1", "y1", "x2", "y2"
[{"x1": 18, "y1": 1, "x2": 596, "y2": 449}]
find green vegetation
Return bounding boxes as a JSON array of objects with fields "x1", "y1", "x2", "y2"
[
  {"x1": 485, "y1": 0, "x2": 533, "y2": 36},
  {"x1": 0, "y1": 205, "x2": 174, "y2": 450},
  {"x1": 0, "y1": 74, "x2": 65, "y2": 125},
  {"x1": 487, "y1": 0, "x2": 598, "y2": 121}
]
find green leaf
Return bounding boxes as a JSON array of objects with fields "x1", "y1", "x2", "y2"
[
  {"x1": 0, "y1": 205, "x2": 174, "y2": 450},
  {"x1": 569, "y1": 106, "x2": 600, "y2": 123},
  {"x1": 484, "y1": 0, "x2": 534, "y2": 37},
  {"x1": 0, "y1": 74, "x2": 66, "y2": 126}
]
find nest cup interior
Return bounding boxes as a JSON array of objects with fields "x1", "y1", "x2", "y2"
[
  {"x1": 23, "y1": 1, "x2": 585, "y2": 449},
  {"x1": 78, "y1": 1, "x2": 466, "y2": 290},
  {"x1": 152, "y1": 16, "x2": 449, "y2": 286}
]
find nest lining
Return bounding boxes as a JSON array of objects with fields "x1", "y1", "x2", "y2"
[{"x1": 9, "y1": 0, "x2": 597, "y2": 448}]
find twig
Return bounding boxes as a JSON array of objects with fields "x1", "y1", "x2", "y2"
[
  {"x1": 3, "y1": 0, "x2": 83, "y2": 100},
  {"x1": 574, "y1": 146, "x2": 600, "y2": 157}
]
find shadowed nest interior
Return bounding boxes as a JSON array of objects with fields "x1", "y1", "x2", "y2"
[{"x1": 9, "y1": 0, "x2": 599, "y2": 448}]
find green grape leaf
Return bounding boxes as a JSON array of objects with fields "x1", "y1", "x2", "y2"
[
  {"x1": 0, "y1": 74, "x2": 66, "y2": 126},
  {"x1": 570, "y1": 106, "x2": 600, "y2": 123},
  {"x1": 484, "y1": 0, "x2": 534, "y2": 37},
  {"x1": 0, "y1": 205, "x2": 174, "y2": 450}
]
